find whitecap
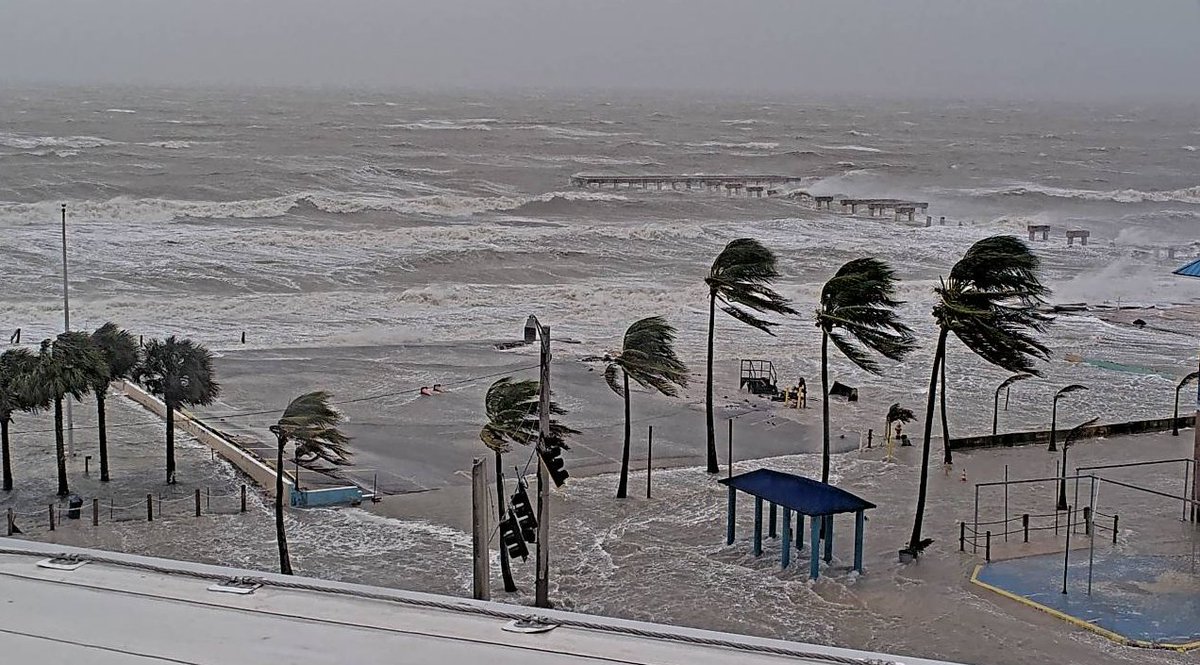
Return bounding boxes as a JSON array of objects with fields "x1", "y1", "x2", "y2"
[
  {"x1": 0, "y1": 132, "x2": 116, "y2": 150},
  {"x1": 104, "y1": 108, "x2": 137, "y2": 113},
  {"x1": 817, "y1": 145, "x2": 883, "y2": 153}
]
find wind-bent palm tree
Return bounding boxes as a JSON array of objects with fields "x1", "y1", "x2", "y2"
[
  {"x1": 816, "y1": 258, "x2": 916, "y2": 482},
  {"x1": 270, "y1": 391, "x2": 350, "y2": 575},
  {"x1": 0, "y1": 349, "x2": 39, "y2": 492},
  {"x1": 705, "y1": 238, "x2": 796, "y2": 473},
  {"x1": 604, "y1": 317, "x2": 689, "y2": 498},
  {"x1": 884, "y1": 402, "x2": 915, "y2": 460},
  {"x1": 481, "y1": 377, "x2": 578, "y2": 592},
  {"x1": 137, "y1": 336, "x2": 220, "y2": 484},
  {"x1": 26, "y1": 333, "x2": 108, "y2": 496},
  {"x1": 907, "y1": 236, "x2": 1050, "y2": 558},
  {"x1": 90, "y1": 323, "x2": 140, "y2": 482}
]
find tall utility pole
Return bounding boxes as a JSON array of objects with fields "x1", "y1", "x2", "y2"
[
  {"x1": 535, "y1": 321, "x2": 551, "y2": 608},
  {"x1": 60, "y1": 204, "x2": 75, "y2": 458}
]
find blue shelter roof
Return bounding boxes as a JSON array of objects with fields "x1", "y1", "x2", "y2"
[
  {"x1": 1174, "y1": 258, "x2": 1200, "y2": 278},
  {"x1": 719, "y1": 469, "x2": 875, "y2": 516}
]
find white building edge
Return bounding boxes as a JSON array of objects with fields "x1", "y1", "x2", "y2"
[{"x1": 0, "y1": 538, "x2": 961, "y2": 665}]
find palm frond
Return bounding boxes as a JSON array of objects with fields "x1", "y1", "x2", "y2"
[
  {"x1": 707, "y1": 239, "x2": 797, "y2": 332},
  {"x1": 613, "y1": 316, "x2": 689, "y2": 397},
  {"x1": 90, "y1": 323, "x2": 140, "y2": 390},
  {"x1": 481, "y1": 376, "x2": 577, "y2": 451},
  {"x1": 604, "y1": 363, "x2": 625, "y2": 397},
  {"x1": 886, "y1": 402, "x2": 915, "y2": 424},
  {"x1": 274, "y1": 391, "x2": 352, "y2": 465},
  {"x1": 817, "y1": 258, "x2": 917, "y2": 374},
  {"x1": 0, "y1": 348, "x2": 39, "y2": 418},
  {"x1": 136, "y1": 336, "x2": 220, "y2": 407},
  {"x1": 24, "y1": 332, "x2": 108, "y2": 405}
]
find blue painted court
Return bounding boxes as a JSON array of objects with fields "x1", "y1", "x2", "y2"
[{"x1": 973, "y1": 551, "x2": 1200, "y2": 650}]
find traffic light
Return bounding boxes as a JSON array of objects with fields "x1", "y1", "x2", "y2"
[
  {"x1": 500, "y1": 509, "x2": 529, "y2": 562},
  {"x1": 540, "y1": 442, "x2": 569, "y2": 487},
  {"x1": 510, "y1": 481, "x2": 538, "y2": 543}
]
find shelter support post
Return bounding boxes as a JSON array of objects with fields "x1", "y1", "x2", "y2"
[
  {"x1": 753, "y1": 497, "x2": 763, "y2": 556},
  {"x1": 769, "y1": 502, "x2": 777, "y2": 538},
  {"x1": 824, "y1": 516, "x2": 834, "y2": 563},
  {"x1": 781, "y1": 507, "x2": 792, "y2": 569},
  {"x1": 854, "y1": 510, "x2": 865, "y2": 573},
  {"x1": 726, "y1": 486, "x2": 736, "y2": 545},
  {"x1": 810, "y1": 517, "x2": 821, "y2": 579},
  {"x1": 797, "y1": 513, "x2": 804, "y2": 550}
]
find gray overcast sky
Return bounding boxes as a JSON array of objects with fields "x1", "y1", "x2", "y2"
[{"x1": 2, "y1": 0, "x2": 1198, "y2": 100}]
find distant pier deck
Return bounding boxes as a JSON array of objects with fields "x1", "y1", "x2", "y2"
[{"x1": 571, "y1": 173, "x2": 803, "y2": 193}]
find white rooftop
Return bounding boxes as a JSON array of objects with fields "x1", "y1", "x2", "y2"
[{"x1": 0, "y1": 538, "x2": 960, "y2": 665}]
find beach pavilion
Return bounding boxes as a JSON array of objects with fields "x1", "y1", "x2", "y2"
[{"x1": 719, "y1": 469, "x2": 876, "y2": 579}]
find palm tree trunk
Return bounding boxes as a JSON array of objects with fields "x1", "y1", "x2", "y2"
[
  {"x1": 1, "y1": 417, "x2": 12, "y2": 492},
  {"x1": 617, "y1": 371, "x2": 631, "y2": 498},
  {"x1": 705, "y1": 292, "x2": 719, "y2": 474},
  {"x1": 97, "y1": 390, "x2": 110, "y2": 482},
  {"x1": 821, "y1": 331, "x2": 831, "y2": 484},
  {"x1": 940, "y1": 355, "x2": 952, "y2": 465},
  {"x1": 494, "y1": 450, "x2": 517, "y2": 592},
  {"x1": 275, "y1": 433, "x2": 293, "y2": 575},
  {"x1": 908, "y1": 327, "x2": 948, "y2": 555},
  {"x1": 54, "y1": 398, "x2": 69, "y2": 497},
  {"x1": 165, "y1": 400, "x2": 176, "y2": 484}
]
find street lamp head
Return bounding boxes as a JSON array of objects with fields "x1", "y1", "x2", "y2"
[
  {"x1": 523, "y1": 315, "x2": 538, "y2": 343},
  {"x1": 1054, "y1": 384, "x2": 1088, "y2": 401}
]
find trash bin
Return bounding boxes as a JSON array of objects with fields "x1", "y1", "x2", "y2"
[{"x1": 67, "y1": 494, "x2": 83, "y2": 520}]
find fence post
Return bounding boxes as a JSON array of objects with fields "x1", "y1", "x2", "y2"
[
  {"x1": 92, "y1": 498, "x2": 99, "y2": 526},
  {"x1": 1023, "y1": 514, "x2": 1030, "y2": 543},
  {"x1": 146, "y1": 493, "x2": 153, "y2": 522},
  {"x1": 646, "y1": 425, "x2": 653, "y2": 499},
  {"x1": 195, "y1": 488, "x2": 201, "y2": 517},
  {"x1": 1083, "y1": 506, "x2": 1091, "y2": 535},
  {"x1": 6, "y1": 508, "x2": 14, "y2": 536},
  {"x1": 48, "y1": 504, "x2": 55, "y2": 531},
  {"x1": 240, "y1": 484, "x2": 247, "y2": 513},
  {"x1": 959, "y1": 522, "x2": 965, "y2": 551},
  {"x1": 985, "y1": 531, "x2": 991, "y2": 562},
  {"x1": 1112, "y1": 515, "x2": 1119, "y2": 544},
  {"x1": 206, "y1": 487, "x2": 211, "y2": 511}
]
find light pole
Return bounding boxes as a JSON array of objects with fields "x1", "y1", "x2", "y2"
[
  {"x1": 992, "y1": 374, "x2": 1032, "y2": 437},
  {"x1": 1057, "y1": 417, "x2": 1099, "y2": 512},
  {"x1": 523, "y1": 315, "x2": 552, "y2": 608},
  {"x1": 1173, "y1": 371, "x2": 1199, "y2": 436},
  {"x1": 60, "y1": 204, "x2": 76, "y2": 458},
  {"x1": 1049, "y1": 384, "x2": 1087, "y2": 452},
  {"x1": 1170, "y1": 260, "x2": 1200, "y2": 521}
]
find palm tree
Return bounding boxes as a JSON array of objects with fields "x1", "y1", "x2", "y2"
[
  {"x1": 884, "y1": 402, "x2": 915, "y2": 459},
  {"x1": 90, "y1": 323, "x2": 140, "y2": 482},
  {"x1": 25, "y1": 333, "x2": 108, "y2": 497},
  {"x1": 137, "y1": 336, "x2": 220, "y2": 484},
  {"x1": 906, "y1": 236, "x2": 1051, "y2": 558},
  {"x1": 270, "y1": 391, "x2": 350, "y2": 575},
  {"x1": 705, "y1": 238, "x2": 796, "y2": 473},
  {"x1": 480, "y1": 377, "x2": 578, "y2": 593},
  {"x1": 0, "y1": 348, "x2": 39, "y2": 492},
  {"x1": 604, "y1": 317, "x2": 689, "y2": 498},
  {"x1": 816, "y1": 258, "x2": 916, "y2": 482}
]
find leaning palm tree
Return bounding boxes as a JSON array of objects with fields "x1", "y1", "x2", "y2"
[
  {"x1": 705, "y1": 238, "x2": 796, "y2": 473},
  {"x1": 884, "y1": 402, "x2": 915, "y2": 461},
  {"x1": 0, "y1": 348, "x2": 39, "y2": 492},
  {"x1": 90, "y1": 323, "x2": 140, "y2": 482},
  {"x1": 137, "y1": 336, "x2": 220, "y2": 484},
  {"x1": 816, "y1": 258, "x2": 916, "y2": 482},
  {"x1": 481, "y1": 377, "x2": 578, "y2": 592},
  {"x1": 270, "y1": 391, "x2": 350, "y2": 575},
  {"x1": 25, "y1": 333, "x2": 108, "y2": 497},
  {"x1": 907, "y1": 236, "x2": 1051, "y2": 558},
  {"x1": 604, "y1": 316, "x2": 689, "y2": 498}
]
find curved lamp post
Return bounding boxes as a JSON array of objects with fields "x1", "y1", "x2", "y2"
[
  {"x1": 1057, "y1": 417, "x2": 1099, "y2": 512},
  {"x1": 1049, "y1": 384, "x2": 1088, "y2": 452},
  {"x1": 1173, "y1": 371, "x2": 1200, "y2": 436},
  {"x1": 993, "y1": 374, "x2": 1033, "y2": 437}
]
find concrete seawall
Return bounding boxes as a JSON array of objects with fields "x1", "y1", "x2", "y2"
[{"x1": 949, "y1": 415, "x2": 1195, "y2": 450}]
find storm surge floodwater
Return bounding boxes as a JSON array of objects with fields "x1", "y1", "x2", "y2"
[{"x1": 2, "y1": 87, "x2": 1200, "y2": 664}]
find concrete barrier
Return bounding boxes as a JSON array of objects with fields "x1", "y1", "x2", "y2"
[
  {"x1": 292, "y1": 486, "x2": 363, "y2": 507},
  {"x1": 950, "y1": 415, "x2": 1194, "y2": 450},
  {"x1": 119, "y1": 380, "x2": 294, "y2": 498}
]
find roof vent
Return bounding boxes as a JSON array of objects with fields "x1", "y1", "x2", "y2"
[
  {"x1": 37, "y1": 555, "x2": 88, "y2": 571},
  {"x1": 502, "y1": 615, "x2": 559, "y2": 634},
  {"x1": 207, "y1": 577, "x2": 262, "y2": 595}
]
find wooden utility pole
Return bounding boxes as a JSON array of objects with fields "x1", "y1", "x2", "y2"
[
  {"x1": 471, "y1": 457, "x2": 490, "y2": 601},
  {"x1": 535, "y1": 323, "x2": 552, "y2": 608}
]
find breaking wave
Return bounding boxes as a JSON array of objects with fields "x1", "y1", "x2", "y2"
[
  {"x1": 816, "y1": 144, "x2": 883, "y2": 153},
  {"x1": 962, "y1": 183, "x2": 1200, "y2": 205},
  {"x1": 0, "y1": 191, "x2": 629, "y2": 224},
  {"x1": 385, "y1": 120, "x2": 494, "y2": 131},
  {"x1": 0, "y1": 132, "x2": 116, "y2": 150},
  {"x1": 685, "y1": 141, "x2": 780, "y2": 150}
]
